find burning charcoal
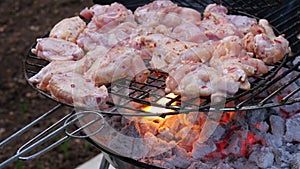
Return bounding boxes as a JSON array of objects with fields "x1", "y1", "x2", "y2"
[
  {"x1": 290, "y1": 153, "x2": 300, "y2": 169},
  {"x1": 192, "y1": 140, "x2": 217, "y2": 159},
  {"x1": 120, "y1": 121, "x2": 142, "y2": 138},
  {"x1": 222, "y1": 134, "x2": 242, "y2": 155},
  {"x1": 108, "y1": 133, "x2": 148, "y2": 159},
  {"x1": 105, "y1": 116, "x2": 124, "y2": 130},
  {"x1": 245, "y1": 109, "x2": 268, "y2": 124},
  {"x1": 181, "y1": 112, "x2": 207, "y2": 126},
  {"x1": 177, "y1": 126, "x2": 201, "y2": 151},
  {"x1": 121, "y1": 116, "x2": 130, "y2": 126},
  {"x1": 144, "y1": 132, "x2": 176, "y2": 157},
  {"x1": 227, "y1": 157, "x2": 256, "y2": 169},
  {"x1": 150, "y1": 160, "x2": 176, "y2": 169},
  {"x1": 137, "y1": 118, "x2": 162, "y2": 136},
  {"x1": 215, "y1": 162, "x2": 234, "y2": 169},
  {"x1": 286, "y1": 143, "x2": 300, "y2": 154},
  {"x1": 269, "y1": 115, "x2": 285, "y2": 137},
  {"x1": 164, "y1": 115, "x2": 181, "y2": 134},
  {"x1": 265, "y1": 133, "x2": 283, "y2": 148},
  {"x1": 256, "y1": 121, "x2": 270, "y2": 133},
  {"x1": 165, "y1": 154, "x2": 192, "y2": 168},
  {"x1": 210, "y1": 125, "x2": 226, "y2": 142},
  {"x1": 249, "y1": 147, "x2": 274, "y2": 168},
  {"x1": 157, "y1": 127, "x2": 174, "y2": 142},
  {"x1": 222, "y1": 131, "x2": 250, "y2": 156},
  {"x1": 285, "y1": 114, "x2": 300, "y2": 142},
  {"x1": 272, "y1": 148, "x2": 292, "y2": 167},
  {"x1": 164, "y1": 146, "x2": 192, "y2": 168},
  {"x1": 187, "y1": 161, "x2": 211, "y2": 169}
]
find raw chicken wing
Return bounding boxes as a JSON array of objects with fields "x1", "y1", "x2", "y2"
[
  {"x1": 48, "y1": 72, "x2": 108, "y2": 108},
  {"x1": 49, "y1": 16, "x2": 86, "y2": 43},
  {"x1": 31, "y1": 37, "x2": 84, "y2": 61}
]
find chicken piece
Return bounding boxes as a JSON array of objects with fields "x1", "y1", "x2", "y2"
[
  {"x1": 29, "y1": 60, "x2": 79, "y2": 91},
  {"x1": 84, "y1": 46, "x2": 150, "y2": 85},
  {"x1": 134, "y1": 0, "x2": 179, "y2": 26},
  {"x1": 172, "y1": 22, "x2": 209, "y2": 43},
  {"x1": 178, "y1": 7, "x2": 202, "y2": 26},
  {"x1": 134, "y1": 0, "x2": 201, "y2": 28},
  {"x1": 209, "y1": 36, "x2": 269, "y2": 91},
  {"x1": 29, "y1": 46, "x2": 108, "y2": 91},
  {"x1": 165, "y1": 62, "x2": 241, "y2": 98},
  {"x1": 243, "y1": 19, "x2": 290, "y2": 64},
  {"x1": 132, "y1": 34, "x2": 213, "y2": 72},
  {"x1": 165, "y1": 63, "x2": 199, "y2": 93},
  {"x1": 77, "y1": 22, "x2": 137, "y2": 51},
  {"x1": 80, "y1": 3, "x2": 134, "y2": 31},
  {"x1": 48, "y1": 72, "x2": 108, "y2": 108},
  {"x1": 49, "y1": 16, "x2": 86, "y2": 43},
  {"x1": 211, "y1": 36, "x2": 269, "y2": 73},
  {"x1": 166, "y1": 64, "x2": 216, "y2": 97},
  {"x1": 227, "y1": 15, "x2": 257, "y2": 34},
  {"x1": 253, "y1": 19, "x2": 290, "y2": 64},
  {"x1": 254, "y1": 34, "x2": 290, "y2": 64},
  {"x1": 204, "y1": 4, "x2": 228, "y2": 15},
  {"x1": 31, "y1": 37, "x2": 84, "y2": 61},
  {"x1": 201, "y1": 4, "x2": 244, "y2": 40}
]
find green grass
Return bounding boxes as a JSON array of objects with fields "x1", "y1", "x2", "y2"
[
  {"x1": 21, "y1": 103, "x2": 27, "y2": 113},
  {"x1": 60, "y1": 139, "x2": 70, "y2": 159},
  {"x1": 15, "y1": 160, "x2": 23, "y2": 169}
]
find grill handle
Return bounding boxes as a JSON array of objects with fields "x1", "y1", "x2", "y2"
[{"x1": 0, "y1": 108, "x2": 104, "y2": 169}]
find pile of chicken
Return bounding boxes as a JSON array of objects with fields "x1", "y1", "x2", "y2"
[{"x1": 29, "y1": 0, "x2": 290, "y2": 109}]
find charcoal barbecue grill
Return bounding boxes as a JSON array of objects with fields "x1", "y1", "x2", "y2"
[{"x1": 0, "y1": 0, "x2": 299, "y2": 168}]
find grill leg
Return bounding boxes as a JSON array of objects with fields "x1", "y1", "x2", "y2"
[{"x1": 99, "y1": 155, "x2": 110, "y2": 169}]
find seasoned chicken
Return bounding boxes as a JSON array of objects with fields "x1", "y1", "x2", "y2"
[
  {"x1": 48, "y1": 72, "x2": 108, "y2": 108},
  {"x1": 134, "y1": 0, "x2": 201, "y2": 27},
  {"x1": 80, "y1": 3, "x2": 134, "y2": 31},
  {"x1": 29, "y1": 46, "x2": 108, "y2": 91},
  {"x1": 31, "y1": 37, "x2": 84, "y2": 61},
  {"x1": 165, "y1": 62, "x2": 241, "y2": 101},
  {"x1": 77, "y1": 22, "x2": 137, "y2": 51},
  {"x1": 29, "y1": 1, "x2": 290, "y2": 108},
  {"x1": 84, "y1": 46, "x2": 150, "y2": 85},
  {"x1": 132, "y1": 34, "x2": 213, "y2": 72},
  {"x1": 243, "y1": 19, "x2": 290, "y2": 64},
  {"x1": 49, "y1": 16, "x2": 86, "y2": 43}
]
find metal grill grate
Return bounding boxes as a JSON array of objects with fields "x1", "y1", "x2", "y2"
[{"x1": 24, "y1": 0, "x2": 300, "y2": 116}]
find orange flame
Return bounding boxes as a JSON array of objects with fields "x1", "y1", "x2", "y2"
[{"x1": 142, "y1": 93, "x2": 178, "y2": 114}]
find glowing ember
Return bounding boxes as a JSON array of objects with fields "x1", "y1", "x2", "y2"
[{"x1": 142, "y1": 93, "x2": 178, "y2": 114}]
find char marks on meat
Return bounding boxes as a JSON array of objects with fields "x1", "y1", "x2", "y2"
[{"x1": 30, "y1": 0, "x2": 290, "y2": 108}]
